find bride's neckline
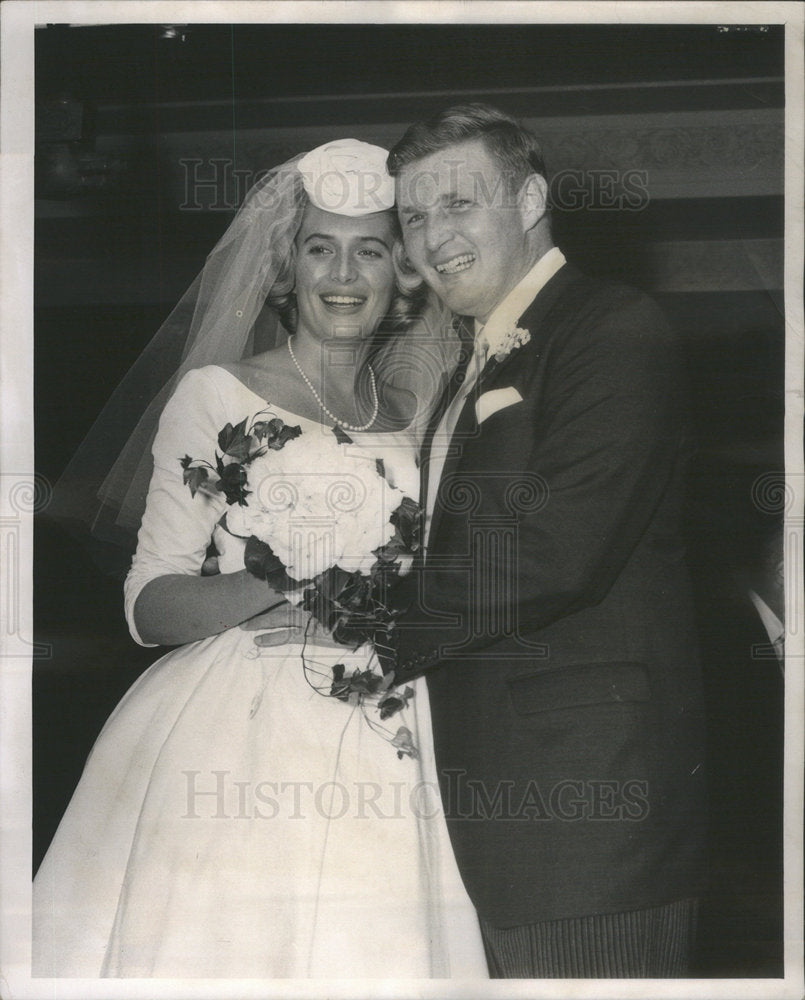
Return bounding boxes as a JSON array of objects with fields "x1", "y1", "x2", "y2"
[{"x1": 213, "y1": 364, "x2": 386, "y2": 435}]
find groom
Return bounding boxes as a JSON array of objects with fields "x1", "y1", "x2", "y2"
[{"x1": 385, "y1": 104, "x2": 707, "y2": 977}]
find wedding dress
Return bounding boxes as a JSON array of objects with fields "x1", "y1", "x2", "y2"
[{"x1": 33, "y1": 365, "x2": 487, "y2": 979}]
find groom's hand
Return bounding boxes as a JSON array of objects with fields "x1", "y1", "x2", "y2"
[
  {"x1": 240, "y1": 603, "x2": 309, "y2": 646},
  {"x1": 240, "y1": 603, "x2": 342, "y2": 649}
]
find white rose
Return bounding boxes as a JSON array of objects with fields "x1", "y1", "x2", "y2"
[{"x1": 227, "y1": 427, "x2": 406, "y2": 583}]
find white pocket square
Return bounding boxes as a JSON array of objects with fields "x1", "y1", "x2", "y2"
[{"x1": 476, "y1": 386, "x2": 523, "y2": 425}]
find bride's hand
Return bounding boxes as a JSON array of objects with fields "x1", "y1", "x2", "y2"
[{"x1": 240, "y1": 603, "x2": 342, "y2": 649}]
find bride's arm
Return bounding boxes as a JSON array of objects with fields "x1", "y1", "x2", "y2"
[
  {"x1": 124, "y1": 368, "x2": 285, "y2": 647},
  {"x1": 132, "y1": 570, "x2": 285, "y2": 646}
]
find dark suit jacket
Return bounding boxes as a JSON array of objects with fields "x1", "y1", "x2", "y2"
[{"x1": 393, "y1": 263, "x2": 708, "y2": 927}]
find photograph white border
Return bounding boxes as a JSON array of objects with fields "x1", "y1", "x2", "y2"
[{"x1": 2, "y1": 3, "x2": 802, "y2": 998}]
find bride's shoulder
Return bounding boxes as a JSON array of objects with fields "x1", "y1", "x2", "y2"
[
  {"x1": 168, "y1": 355, "x2": 293, "y2": 421},
  {"x1": 213, "y1": 349, "x2": 297, "y2": 403},
  {"x1": 220, "y1": 348, "x2": 287, "y2": 386}
]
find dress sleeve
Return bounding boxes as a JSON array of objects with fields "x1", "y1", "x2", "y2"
[{"x1": 124, "y1": 368, "x2": 230, "y2": 646}]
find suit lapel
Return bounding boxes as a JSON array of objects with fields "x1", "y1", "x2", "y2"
[
  {"x1": 427, "y1": 263, "x2": 581, "y2": 548},
  {"x1": 478, "y1": 262, "x2": 580, "y2": 391}
]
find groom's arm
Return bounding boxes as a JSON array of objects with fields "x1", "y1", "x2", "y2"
[{"x1": 391, "y1": 290, "x2": 689, "y2": 680}]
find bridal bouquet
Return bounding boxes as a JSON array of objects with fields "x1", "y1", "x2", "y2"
[{"x1": 180, "y1": 410, "x2": 421, "y2": 757}]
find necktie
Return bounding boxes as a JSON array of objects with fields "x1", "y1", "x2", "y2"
[
  {"x1": 420, "y1": 323, "x2": 473, "y2": 487},
  {"x1": 444, "y1": 324, "x2": 476, "y2": 408}
]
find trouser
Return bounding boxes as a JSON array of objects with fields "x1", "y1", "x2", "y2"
[{"x1": 480, "y1": 898, "x2": 698, "y2": 978}]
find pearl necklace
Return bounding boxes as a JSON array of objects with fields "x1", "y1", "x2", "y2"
[{"x1": 287, "y1": 337, "x2": 379, "y2": 432}]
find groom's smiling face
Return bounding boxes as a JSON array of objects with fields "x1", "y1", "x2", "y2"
[{"x1": 396, "y1": 138, "x2": 533, "y2": 323}]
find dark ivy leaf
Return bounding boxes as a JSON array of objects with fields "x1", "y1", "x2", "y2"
[
  {"x1": 329, "y1": 663, "x2": 354, "y2": 700},
  {"x1": 266, "y1": 420, "x2": 302, "y2": 451},
  {"x1": 333, "y1": 615, "x2": 377, "y2": 650},
  {"x1": 378, "y1": 684, "x2": 415, "y2": 720},
  {"x1": 331, "y1": 425, "x2": 353, "y2": 446},
  {"x1": 182, "y1": 465, "x2": 209, "y2": 497},
  {"x1": 351, "y1": 669, "x2": 383, "y2": 696},
  {"x1": 390, "y1": 495, "x2": 420, "y2": 529},
  {"x1": 330, "y1": 679, "x2": 352, "y2": 701},
  {"x1": 216, "y1": 422, "x2": 235, "y2": 450},
  {"x1": 389, "y1": 495, "x2": 422, "y2": 552},
  {"x1": 378, "y1": 693, "x2": 404, "y2": 720},
  {"x1": 252, "y1": 420, "x2": 270, "y2": 442},
  {"x1": 373, "y1": 542, "x2": 402, "y2": 565},
  {"x1": 217, "y1": 417, "x2": 255, "y2": 463},
  {"x1": 336, "y1": 572, "x2": 371, "y2": 612},
  {"x1": 314, "y1": 566, "x2": 355, "y2": 603},
  {"x1": 217, "y1": 462, "x2": 250, "y2": 505},
  {"x1": 330, "y1": 665, "x2": 388, "y2": 702}
]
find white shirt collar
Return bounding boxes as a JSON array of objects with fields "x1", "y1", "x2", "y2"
[{"x1": 474, "y1": 246, "x2": 566, "y2": 357}]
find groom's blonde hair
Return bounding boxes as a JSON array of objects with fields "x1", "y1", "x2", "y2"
[{"x1": 387, "y1": 103, "x2": 549, "y2": 195}]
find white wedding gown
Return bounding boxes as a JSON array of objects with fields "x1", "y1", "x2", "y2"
[{"x1": 33, "y1": 366, "x2": 487, "y2": 979}]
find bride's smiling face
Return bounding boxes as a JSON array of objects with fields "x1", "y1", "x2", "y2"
[{"x1": 293, "y1": 204, "x2": 398, "y2": 341}]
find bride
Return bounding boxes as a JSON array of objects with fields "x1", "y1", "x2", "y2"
[{"x1": 33, "y1": 140, "x2": 488, "y2": 979}]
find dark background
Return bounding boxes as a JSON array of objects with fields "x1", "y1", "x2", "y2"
[{"x1": 33, "y1": 22, "x2": 785, "y2": 977}]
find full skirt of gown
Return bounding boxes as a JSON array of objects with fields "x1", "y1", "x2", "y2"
[{"x1": 34, "y1": 628, "x2": 486, "y2": 978}]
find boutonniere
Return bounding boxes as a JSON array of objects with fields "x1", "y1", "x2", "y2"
[{"x1": 483, "y1": 325, "x2": 531, "y2": 363}]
